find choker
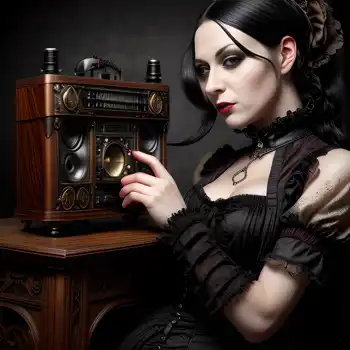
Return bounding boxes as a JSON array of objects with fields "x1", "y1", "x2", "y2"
[
  {"x1": 231, "y1": 98, "x2": 314, "y2": 186},
  {"x1": 233, "y1": 97, "x2": 315, "y2": 148}
]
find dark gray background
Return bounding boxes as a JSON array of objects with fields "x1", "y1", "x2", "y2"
[{"x1": 1, "y1": 0, "x2": 348, "y2": 217}]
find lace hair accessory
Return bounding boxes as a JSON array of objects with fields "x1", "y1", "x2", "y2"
[{"x1": 291, "y1": 0, "x2": 344, "y2": 69}]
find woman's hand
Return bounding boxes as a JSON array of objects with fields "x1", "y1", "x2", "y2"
[{"x1": 119, "y1": 150, "x2": 186, "y2": 228}]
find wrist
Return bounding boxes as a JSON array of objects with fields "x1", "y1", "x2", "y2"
[{"x1": 165, "y1": 207, "x2": 208, "y2": 234}]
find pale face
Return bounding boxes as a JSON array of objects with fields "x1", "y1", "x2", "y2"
[{"x1": 194, "y1": 20, "x2": 283, "y2": 130}]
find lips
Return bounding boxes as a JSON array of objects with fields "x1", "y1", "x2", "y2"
[{"x1": 216, "y1": 102, "x2": 235, "y2": 114}]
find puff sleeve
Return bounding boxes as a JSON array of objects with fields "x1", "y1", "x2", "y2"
[{"x1": 265, "y1": 148, "x2": 350, "y2": 284}]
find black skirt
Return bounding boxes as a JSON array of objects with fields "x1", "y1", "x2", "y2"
[{"x1": 117, "y1": 304, "x2": 233, "y2": 350}]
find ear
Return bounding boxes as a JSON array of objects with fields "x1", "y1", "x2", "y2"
[{"x1": 279, "y1": 36, "x2": 297, "y2": 75}]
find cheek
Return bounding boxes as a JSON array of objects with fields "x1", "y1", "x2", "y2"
[
  {"x1": 199, "y1": 81, "x2": 210, "y2": 102},
  {"x1": 234, "y1": 63, "x2": 277, "y2": 104}
]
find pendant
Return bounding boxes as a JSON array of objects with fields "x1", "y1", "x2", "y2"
[
  {"x1": 231, "y1": 141, "x2": 264, "y2": 186},
  {"x1": 232, "y1": 168, "x2": 248, "y2": 185},
  {"x1": 232, "y1": 156, "x2": 257, "y2": 185}
]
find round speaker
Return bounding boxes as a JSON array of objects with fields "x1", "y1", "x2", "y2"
[
  {"x1": 61, "y1": 122, "x2": 84, "y2": 151},
  {"x1": 103, "y1": 142, "x2": 125, "y2": 177},
  {"x1": 64, "y1": 153, "x2": 88, "y2": 182},
  {"x1": 139, "y1": 126, "x2": 158, "y2": 154}
]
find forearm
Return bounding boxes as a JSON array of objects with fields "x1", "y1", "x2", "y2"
[
  {"x1": 163, "y1": 209, "x2": 309, "y2": 343},
  {"x1": 223, "y1": 274, "x2": 305, "y2": 343},
  {"x1": 223, "y1": 280, "x2": 275, "y2": 342}
]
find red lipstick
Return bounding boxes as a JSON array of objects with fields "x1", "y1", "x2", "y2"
[{"x1": 216, "y1": 102, "x2": 235, "y2": 114}]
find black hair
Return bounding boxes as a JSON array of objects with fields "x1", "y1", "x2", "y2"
[{"x1": 168, "y1": 0, "x2": 347, "y2": 148}]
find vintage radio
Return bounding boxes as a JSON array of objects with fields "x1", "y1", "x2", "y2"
[{"x1": 15, "y1": 68, "x2": 169, "y2": 235}]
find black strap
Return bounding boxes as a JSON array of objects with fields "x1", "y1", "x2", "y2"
[
  {"x1": 266, "y1": 146, "x2": 287, "y2": 208},
  {"x1": 258, "y1": 146, "x2": 287, "y2": 258}
]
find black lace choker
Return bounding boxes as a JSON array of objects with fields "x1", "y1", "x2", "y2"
[{"x1": 233, "y1": 97, "x2": 315, "y2": 146}]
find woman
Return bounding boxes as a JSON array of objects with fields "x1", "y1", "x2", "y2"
[{"x1": 118, "y1": 0, "x2": 349, "y2": 348}]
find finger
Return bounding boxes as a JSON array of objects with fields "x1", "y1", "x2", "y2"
[
  {"x1": 121, "y1": 172, "x2": 158, "y2": 187},
  {"x1": 122, "y1": 191, "x2": 150, "y2": 208},
  {"x1": 119, "y1": 182, "x2": 154, "y2": 198},
  {"x1": 132, "y1": 150, "x2": 171, "y2": 180}
]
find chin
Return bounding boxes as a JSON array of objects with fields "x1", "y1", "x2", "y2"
[{"x1": 223, "y1": 113, "x2": 254, "y2": 130}]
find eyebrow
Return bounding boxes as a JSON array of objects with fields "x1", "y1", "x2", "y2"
[{"x1": 195, "y1": 43, "x2": 235, "y2": 63}]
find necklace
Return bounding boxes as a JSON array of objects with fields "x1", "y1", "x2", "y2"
[
  {"x1": 231, "y1": 140, "x2": 272, "y2": 185},
  {"x1": 231, "y1": 98, "x2": 315, "y2": 186},
  {"x1": 231, "y1": 128, "x2": 311, "y2": 186}
]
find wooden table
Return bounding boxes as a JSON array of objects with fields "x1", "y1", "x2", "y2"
[{"x1": 0, "y1": 218, "x2": 173, "y2": 350}]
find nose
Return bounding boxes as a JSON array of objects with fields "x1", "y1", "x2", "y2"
[{"x1": 204, "y1": 69, "x2": 225, "y2": 97}]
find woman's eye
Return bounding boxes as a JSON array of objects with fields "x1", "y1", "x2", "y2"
[
  {"x1": 195, "y1": 65, "x2": 209, "y2": 77},
  {"x1": 222, "y1": 56, "x2": 241, "y2": 68}
]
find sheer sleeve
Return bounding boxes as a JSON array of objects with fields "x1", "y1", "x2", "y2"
[
  {"x1": 161, "y1": 208, "x2": 257, "y2": 316},
  {"x1": 265, "y1": 148, "x2": 350, "y2": 284}
]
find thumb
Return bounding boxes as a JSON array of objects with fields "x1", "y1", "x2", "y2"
[{"x1": 132, "y1": 150, "x2": 170, "y2": 179}]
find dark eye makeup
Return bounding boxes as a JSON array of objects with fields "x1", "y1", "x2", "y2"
[{"x1": 195, "y1": 50, "x2": 244, "y2": 78}]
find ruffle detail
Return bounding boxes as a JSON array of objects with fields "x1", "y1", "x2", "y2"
[
  {"x1": 233, "y1": 97, "x2": 315, "y2": 143},
  {"x1": 160, "y1": 207, "x2": 210, "y2": 246},
  {"x1": 264, "y1": 257, "x2": 307, "y2": 276},
  {"x1": 166, "y1": 207, "x2": 209, "y2": 234},
  {"x1": 184, "y1": 239, "x2": 257, "y2": 316},
  {"x1": 161, "y1": 207, "x2": 258, "y2": 316},
  {"x1": 203, "y1": 266, "x2": 257, "y2": 315}
]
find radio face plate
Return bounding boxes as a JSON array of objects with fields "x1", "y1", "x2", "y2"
[{"x1": 53, "y1": 84, "x2": 169, "y2": 118}]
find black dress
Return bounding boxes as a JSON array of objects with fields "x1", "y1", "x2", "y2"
[{"x1": 118, "y1": 123, "x2": 350, "y2": 349}]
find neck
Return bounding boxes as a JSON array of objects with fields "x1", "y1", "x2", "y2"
[
  {"x1": 233, "y1": 83, "x2": 315, "y2": 144},
  {"x1": 253, "y1": 81, "x2": 303, "y2": 129}
]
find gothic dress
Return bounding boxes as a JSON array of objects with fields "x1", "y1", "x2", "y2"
[{"x1": 118, "y1": 123, "x2": 350, "y2": 349}]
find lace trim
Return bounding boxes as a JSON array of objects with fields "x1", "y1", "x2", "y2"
[
  {"x1": 265, "y1": 257, "x2": 309, "y2": 276},
  {"x1": 165, "y1": 208, "x2": 208, "y2": 232},
  {"x1": 206, "y1": 270, "x2": 256, "y2": 315},
  {"x1": 195, "y1": 183, "x2": 266, "y2": 208},
  {"x1": 160, "y1": 208, "x2": 209, "y2": 247},
  {"x1": 233, "y1": 97, "x2": 315, "y2": 141},
  {"x1": 263, "y1": 234, "x2": 329, "y2": 286},
  {"x1": 264, "y1": 256, "x2": 327, "y2": 286}
]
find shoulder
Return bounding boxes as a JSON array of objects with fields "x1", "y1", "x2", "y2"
[
  {"x1": 286, "y1": 146, "x2": 350, "y2": 244},
  {"x1": 303, "y1": 147, "x2": 350, "y2": 191},
  {"x1": 193, "y1": 144, "x2": 236, "y2": 184},
  {"x1": 316, "y1": 147, "x2": 350, "y2": 174},
  {"x1": 193, "y1": 151, "x2": 214, "y2": 184}
]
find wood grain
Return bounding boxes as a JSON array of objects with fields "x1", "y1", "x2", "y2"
[{"x1": 0, "y1": 218, "x2": 159, "y2": 258}]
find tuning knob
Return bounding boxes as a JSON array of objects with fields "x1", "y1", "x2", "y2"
[
  {"x1": 145, "y1": 58, "x2": 162, "y2": 83},
  {"x1": 41, "y1": 48, "x2": 61, "y2": 74}
]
